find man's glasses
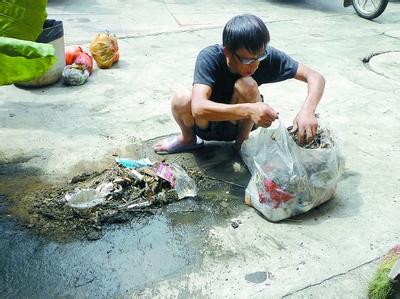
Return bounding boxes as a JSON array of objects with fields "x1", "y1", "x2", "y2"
[{"x1": 234, "y1": 50, "x2": 268, "y2": 65}]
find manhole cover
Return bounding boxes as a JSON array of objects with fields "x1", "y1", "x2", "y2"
[{"x1": 368, "y1": 52, "x2": 400, "y2": 80}]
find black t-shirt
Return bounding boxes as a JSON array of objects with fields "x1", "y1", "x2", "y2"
[{"x1": 193, "y1": 44, "x2": 299, "y2": 103}]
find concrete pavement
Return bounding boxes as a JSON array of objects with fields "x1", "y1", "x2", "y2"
[{"x1": 1, "y1": 0, "x2": 400, "y2": 297}]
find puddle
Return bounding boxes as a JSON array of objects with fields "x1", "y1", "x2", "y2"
[{"x1": 0, "y1": 203, "x2": 209, "y2": 297}]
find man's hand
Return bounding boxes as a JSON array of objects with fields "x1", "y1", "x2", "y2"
[
  {"x1": 291, "y1": 109, "x2": 318, "y2": 144},
  {"x1": 250, "y1": 102, "x2": 279, "y2": 127},
  {"x1": 292, "y1": 63, "x2": 325, "y2": 144}
]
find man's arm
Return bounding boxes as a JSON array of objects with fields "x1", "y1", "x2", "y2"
[
  {"x1": 191, "y1": 83, "x2": 278, "y2": 127},
  {"x1": 292, "y1": 63, "x2": 325, "y2": 144}
]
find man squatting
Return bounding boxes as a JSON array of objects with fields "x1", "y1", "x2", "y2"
[{"x1": 153, "y1": 14, "x2": 325, "y2": 154}]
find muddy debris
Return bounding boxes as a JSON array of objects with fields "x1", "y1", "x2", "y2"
[
  {"x1": 3, "y1": 151, "x2": 248, "y2": 241},
  {"x1": 287, "y1": 126, "x2": 335, "y2": 149},
  {"x1": 70, "y1": 171, "x2": 94, "y2": 183},
  {"x1": 25, "y1": 163, "x2": 204, "y2": 240}
]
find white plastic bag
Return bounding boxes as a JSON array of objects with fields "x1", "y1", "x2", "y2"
[
  {"x1": 170, "y1": 164, "x2": 198, "y2": 200},
  {"x1": 241, "y1": 119, "x2": 344, "y2": 222}
]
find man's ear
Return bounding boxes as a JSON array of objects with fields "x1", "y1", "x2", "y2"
[
  {"x1": 223, "y1": 47, "x2": 233, "y2": 65},
  {"x1": 223, "y1": 47, "x2": 231, "y2": 57}
]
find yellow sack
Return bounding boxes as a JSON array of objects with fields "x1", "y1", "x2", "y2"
[{"x1": 89, "y1": 32, "x2": 119, "y2": 69}]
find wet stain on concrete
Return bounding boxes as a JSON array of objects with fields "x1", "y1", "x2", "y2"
[
  {"x1": 0, "y1": 155, "x2": 41, "y2": 177},
  {"x1": 245, "y1": 271, "x2": 268, "y2": 283}
]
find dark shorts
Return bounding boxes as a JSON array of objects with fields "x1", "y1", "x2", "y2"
[
  {"x1": 192, "y1": 94, "x2": 263, "y2": 142},
  {"x1": 193, "y1": 121, "x2": 239, "y2": 142}
]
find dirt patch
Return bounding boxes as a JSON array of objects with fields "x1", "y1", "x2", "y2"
[{"x1": 4, "y1": 165, "x2": 238, "y2": 241}]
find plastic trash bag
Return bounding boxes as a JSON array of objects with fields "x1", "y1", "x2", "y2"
[
  {"x1": 74, "y1": 52, "x2": 93, "y2": 74},
  {"x1": 89, "y1": 32, "x2": 119, "y2": 69},
  {"x1": 170, "y1": 164, "x2": 198, "y2": 200},
  {"x1": 155, "y1": 162, "x2": 197, "y2": 199},
  {"x1": 65, "y1": 46, "x2": 93, "y2": 74},
  {"x1": 65, "y1": 189, "x2": 105, "y2": 209},
  {"x1": 241, "y1": 119, "x2": 345, "y2": 222},
  {"x1": 65, "y1": 46, "x2": 83, "y2": 65},
  {"x1": 62, "y1": 64, "x2": 89, "y2": 86}
]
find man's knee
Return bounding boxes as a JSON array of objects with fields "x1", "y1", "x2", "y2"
[
  {"x1": 234, "y1": 77, "x2": 259, "y2": 102},
  {"x1": 171, "y1": 89, "x2": 192, "y2": 114}
]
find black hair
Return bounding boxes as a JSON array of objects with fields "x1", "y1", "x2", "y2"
[{"x1": 222, "y1": 14, "x2": 270, "y2": 55}]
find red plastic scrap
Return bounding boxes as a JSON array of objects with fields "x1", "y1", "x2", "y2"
[{"x1": 259, "y1": 178, "x2": 294, "y2": 208}]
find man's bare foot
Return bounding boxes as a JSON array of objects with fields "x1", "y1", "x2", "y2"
[{"x1": 153, "y1": 135, "x2": 203, "y2": 154}]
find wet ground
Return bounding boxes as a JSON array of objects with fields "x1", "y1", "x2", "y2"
[
  {"x1": 0, "y1": 198, "x2": 241, "y2": 297},
  {"x1": 0, "y1": 141, "x2": 250, "y2": 297}
]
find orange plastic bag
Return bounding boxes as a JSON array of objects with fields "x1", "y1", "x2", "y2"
[
  {"x1": 65, "y1": 47, "x2": 93, "y2": 74},
  {"x1": 89, "y1": 32, "x2": 119, "y2": 69},
  {"x1": 65, "y1": 46, "x2": 83, "y2": 65}
]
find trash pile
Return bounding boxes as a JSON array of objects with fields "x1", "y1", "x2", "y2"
[
  {"x1": 64, "y1": 158, "x2": 197, "y2": 211},
  {"x1": 62, "y1": 31, "x2": 120, "y2": 86},
  {"x1": 29, "y1": 157, "x2": 198, "y2": 238},
  {"x1": 241, "y1": 118, "x2": 345, "y2": 222},
  {"x1": 62, "y1": 46, "x2": 93, "y2": 86},
  {"x1": 68, "y1": 157, "x2": 197, "y2": 210}
]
